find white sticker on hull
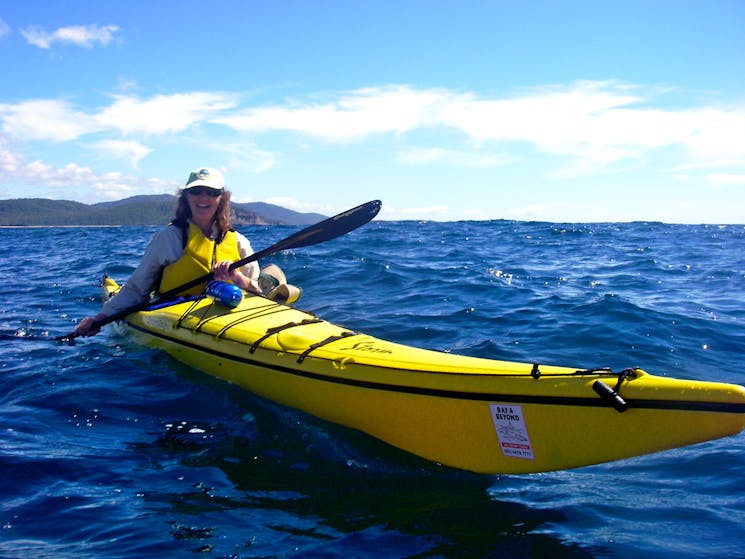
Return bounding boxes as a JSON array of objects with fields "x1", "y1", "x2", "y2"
[{"x1": 489, "y1": 403, "x2": 534, "y2": 460}]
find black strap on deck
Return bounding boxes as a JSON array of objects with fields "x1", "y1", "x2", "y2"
[
  {"x1": 249, "y1": 318, "x2": 323, "y2": 353},
  {"x1": 297, "y1": 331, "x2": 357, "y2": 363}
]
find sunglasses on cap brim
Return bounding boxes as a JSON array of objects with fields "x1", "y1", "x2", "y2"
[{"x1": 186, "y1": 186, "x2": 222, "y2": 197}]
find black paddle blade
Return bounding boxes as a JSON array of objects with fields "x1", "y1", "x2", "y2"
[
  {"x1": 275, "y1": 199, "x2": 382, "y2": 250},
  {"x1": 57, "y1": 200, "x2": 382, "y2": 342},
  {"x1": 245, "y1": 199, "x2": 382, "y2": 262}
]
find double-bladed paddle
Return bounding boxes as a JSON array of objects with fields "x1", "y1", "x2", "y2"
[{"x1": 57, "y1": 199, "x2": 382, "y2": 343}]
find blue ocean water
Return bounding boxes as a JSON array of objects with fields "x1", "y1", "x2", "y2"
[{"x1": 1, "y1": 219, "x2": 744, "y2": 558}]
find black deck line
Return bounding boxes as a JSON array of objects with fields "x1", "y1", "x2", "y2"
[{"x1": 127, "y1": 322, "x2": 745, "y2": 415}]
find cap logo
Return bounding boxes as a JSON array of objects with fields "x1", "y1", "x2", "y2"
[{"x1": 186, "y1": 166, "x2": 224, "y2": 189}]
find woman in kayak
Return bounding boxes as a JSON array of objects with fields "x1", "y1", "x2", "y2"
[{"x1": 73, "y1": 167, "x2": 261, "y2": 337}]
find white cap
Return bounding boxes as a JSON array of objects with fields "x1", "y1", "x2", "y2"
[{"x1": 185, "y1": 167, "x2": 225, "y2": 190}]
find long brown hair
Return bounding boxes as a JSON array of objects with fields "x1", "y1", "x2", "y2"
[{"x1": 174, "y1": 189, "x2": 233, "y2": 235}]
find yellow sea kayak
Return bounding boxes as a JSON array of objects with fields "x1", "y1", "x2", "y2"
[{"x1": 102, "y1": 276, "x2": 745, "y2": 474}]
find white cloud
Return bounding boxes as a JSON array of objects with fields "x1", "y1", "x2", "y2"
[
  {"x1": 21, "y1": 160, "x2": 98, "y2": 187},
  {"x1": 0, "y1": 136, "x2": 23, "y2": 175},
  {"x1": 0, "y1": 140, "x2": 174, "y2": 200},
  {"x1": 97, "y1": 92, "x2": 238, "y2": 135},
  {"x1": 1, "y1": 81, "x2": 744, "y2": 201},
  {"x1": 91, "y1": 139, "x2": 153, "y2": 168},
  {"x1": 0, "y1": 93, "x2": 239, "y2": 141},
  {"x1": 213, "y1": 85, "x2": 451, "y2": 142},
  {"x1": 437, "y1": 81, "x2": 641, "y2": 146},
  {"x1": 707, "y1": 172, "x2": 745, "y2": 186},
  {"x1": 4, "y1": 82, "x2": 744, "y2": 175},
  {"x1": 396, "y1": 146, "x2": 508, "y2": 168},
  {"x1": 21, "y1": 24, "x2": 119, "y2": 49},
  {"x1": 210, "y1": 142, "x2": 277, "y2": 174},
  {"x1": 684, "y1": 109, "x2": 745, "y2": 167},
  {"x1": 434, "y1": 82, "x2": 745, "y2": 174},
  {"x1": 215, "y1": 81, "x2": 745, "y2": 174},
  {"x1": 0, "y1": 99, "x2": 100, "y2": 141},
  {"x1": 395, "y1": 146, "x2": 446, "y2": 165},
  {"x1": 0, "y1": 18, "x2": 10, "y2": 39}
]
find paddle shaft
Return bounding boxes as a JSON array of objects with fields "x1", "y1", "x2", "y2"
[{"x1": 59, "y1": 200, "x2": 382, "y2": 341}]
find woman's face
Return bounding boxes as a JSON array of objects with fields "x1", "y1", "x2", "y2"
[{"x1": 186, "y1": 188, "x2": 222, "y2": 226}]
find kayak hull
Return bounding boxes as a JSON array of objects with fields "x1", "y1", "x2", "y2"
[{"x1": 105, "y1": 278, "x2": 745, "y2": 474}]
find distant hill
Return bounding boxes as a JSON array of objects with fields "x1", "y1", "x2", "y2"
[{"x1": 0, "y1": 195, "x2": 327, "y2": 226}]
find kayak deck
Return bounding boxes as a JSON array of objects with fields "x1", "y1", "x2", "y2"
[{"x1": 103, "y1": 277, "x2": 745, "y2": 474}]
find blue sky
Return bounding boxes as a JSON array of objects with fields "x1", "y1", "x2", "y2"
[{"x1": 1, "y1": 1, "x2": 744, "y2": 223}]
